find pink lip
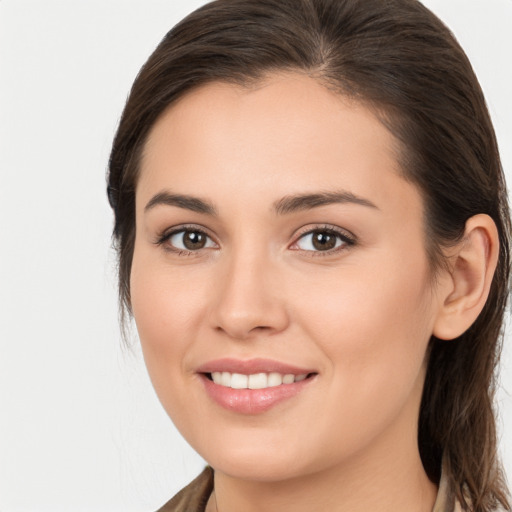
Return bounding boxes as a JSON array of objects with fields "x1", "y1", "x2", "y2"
[
  {"x1": 196, "y1": 357, "x2": 314, "y2": 375},
  {"x1": 196, "y1": 358, "x2": 317, "y2": 415}
]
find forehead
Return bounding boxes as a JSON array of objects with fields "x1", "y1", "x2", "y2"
[
  {"x1": 138, "y1": 73, "x2": 420, "y2": 218},
  {"x1": 143, "y1": 73, "x2": 396, "y2": 165}
]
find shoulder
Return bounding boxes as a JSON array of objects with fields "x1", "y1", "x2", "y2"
[{"x1": 155, "y1": 467, "x2": 214, "y2": 512}]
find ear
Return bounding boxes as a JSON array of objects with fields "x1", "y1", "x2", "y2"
[{"x1": 433, "y1": 214, "x2": 499, "y2": 341}]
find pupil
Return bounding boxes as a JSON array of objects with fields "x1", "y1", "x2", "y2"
[
  {"x1": 312, "y1": 232, "x2": 336, "y2": 251},
  {"x1": 184, "y1": 231, "x2": 206, "y2": 250}
]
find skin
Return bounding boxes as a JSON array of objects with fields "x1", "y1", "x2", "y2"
[{"x1": 130, "y1": 73, "x2": 497, "y2": 512}]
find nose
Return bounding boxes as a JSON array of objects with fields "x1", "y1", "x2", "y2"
[{"x1": 209, "y1": 250, "x2": 289, "y2": 340}]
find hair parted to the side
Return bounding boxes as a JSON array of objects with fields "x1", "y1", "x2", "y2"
[{"x1": 107, "y1": 0, "x2": 511, "y2": 510}]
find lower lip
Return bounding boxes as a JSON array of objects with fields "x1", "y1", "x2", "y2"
[{"x1": 200, "y1": 374, "x2": 314, "y2": 414}]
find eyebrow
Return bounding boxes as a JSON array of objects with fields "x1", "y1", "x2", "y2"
[
  {"x1": 144, "y1": 189, "x2": 378, "y2": 216},
  {"x1": 273, "y1": 191, "x2": 378, "y2": 215},
  {"x1": 144, "y1": 192, "x2": 218, "y2": 216}
]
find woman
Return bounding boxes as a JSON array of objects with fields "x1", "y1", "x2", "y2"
[{"x1": 107, "y1": 0, "x2": 511, "y2": 510}]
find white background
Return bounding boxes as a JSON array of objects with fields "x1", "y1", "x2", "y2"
[{"x1": 0, "y1": 1, "x2": 510, "y2": 511}]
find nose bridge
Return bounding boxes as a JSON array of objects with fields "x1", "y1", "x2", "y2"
[{"x1": 210, "y1": 240, "x2": 288, "y2": 339}]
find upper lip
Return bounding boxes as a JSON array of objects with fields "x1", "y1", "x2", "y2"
[{"x1": 196, "y1": 358, "x2": 316, "y2": 376}]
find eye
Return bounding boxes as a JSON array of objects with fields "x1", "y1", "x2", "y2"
[
  {"x1": 292, "y1": 227, "x2": 355, "y2": 253},
  {"x1": 159, "y1": 228, "x2": 217, "y2": 252}
]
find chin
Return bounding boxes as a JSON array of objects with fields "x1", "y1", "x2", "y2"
[
  {"x1": 192, "y1": 433, "x2": 322, "y2": 482},
  {"x1": 209, "y1": 455, "x2": 310, "y2": 482}
]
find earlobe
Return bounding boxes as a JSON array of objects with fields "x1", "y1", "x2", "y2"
[{"x1": 433, "y1": 214, "x2": 499, "y2": 341}]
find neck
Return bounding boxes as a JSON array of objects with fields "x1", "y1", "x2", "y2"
[
  {"x1": 210, "y1": 448, "x2": 436, "y2": 512},
  {"x1": 210, "y1": 443, "x2": 436, "y2": 512}
]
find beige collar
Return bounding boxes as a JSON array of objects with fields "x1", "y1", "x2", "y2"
[{"x1": 432, "y1": 464, "x2": 462, "y2": 512}]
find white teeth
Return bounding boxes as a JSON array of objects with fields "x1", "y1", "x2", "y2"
[
  {"x1": 231, "y1": 373, "x2": 249, "y2": 389},
  {"x1": 248, "y1": 373, "x2": 268, "y2": 389},
  {"x1": 209, "y1": 371, "x2": 310, "y2": 389},
  {"x1": 282, "y1": 374, "x2": 295, "y2": 384},
  {"x1": 221, "y1": 371, "x2": 231, "y2": 387},
  {"x1": 268, "y1": 372, "x2": 283, "y2": 387}
]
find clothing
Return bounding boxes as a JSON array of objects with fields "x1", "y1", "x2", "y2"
[
  {"x1": 156, "y1": 466, "x2": 461, "y2": 512},
  {"x1": 156, "y1": 468, "x2": 213, "y2": 512}
]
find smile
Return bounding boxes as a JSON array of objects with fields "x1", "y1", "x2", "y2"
[
  {"x1": 197, "y1": 359, "x2": 317, "y2": 414},
  {"x1": 209, "y1": 371, "x2": 309, "y2": 389}
]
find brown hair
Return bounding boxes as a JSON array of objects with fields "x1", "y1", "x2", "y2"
[{"x1": 107, "y1": 0, "x2": 511, "y2": 509}]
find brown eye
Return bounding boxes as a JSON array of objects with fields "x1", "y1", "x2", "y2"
[
  {"x1": 183, "y1": 231, "x2": 206, "y2": 250},
  {"x1": 311, "y1": 232, "x2": 337, "y2": 251},
  {"x1": 168, "y1": 229, "x2": 216, "y2": 251},
  {"x1": 294, "y1": 228, "x2": 353, "y2": 253}
]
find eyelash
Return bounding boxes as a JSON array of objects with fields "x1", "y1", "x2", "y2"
[
  {"x1": 154, "y1": 224, "x2": 356, "y2": 257},
  {"x1": 155, "y1": 224, "x2": 215, "y2": 256},
  {"x1": 291, "y1": 224, "x2": 356, "y2": 257}
]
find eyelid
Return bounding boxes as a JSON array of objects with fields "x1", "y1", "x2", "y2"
[
  {"x1": 153, "y1": 222, "x2": 356, "y2": 256},
  {"x1": 289, "y1": 224, "x2": 357, "y2": 254},
  {"x1": 154, "y1": 224, "x2": 219, "y2": 253}
]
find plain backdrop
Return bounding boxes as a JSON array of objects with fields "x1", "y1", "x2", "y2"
[{"x1": 0, "y1": 1, "x2": 511, "y2": 511}]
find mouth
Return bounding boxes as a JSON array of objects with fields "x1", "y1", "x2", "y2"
[
  {"x1": 204, "y1": 371, "x2": 314, "y2": 389},
  {"x1": 196, "y1": 359, "x2": 318, "y2": 414}
]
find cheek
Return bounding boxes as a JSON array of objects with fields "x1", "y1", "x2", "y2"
[
  {"x1": 131, "y1": 242, "x2": 208, "y2": 334},
  {"x1": 129, "y1": 248, "x2": 208, "y2": 397},
  {"x1": 295, "y1": 254, "x2": 434, "y2": 413}
]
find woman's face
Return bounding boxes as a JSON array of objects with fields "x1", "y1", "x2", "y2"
[{"x1": 131, "y1": 73, "x2": 446, "y2": 481}]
